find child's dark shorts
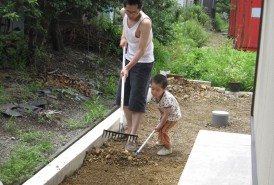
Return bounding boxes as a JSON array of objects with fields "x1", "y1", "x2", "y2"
[{"x1": 116, "y1": 60, "x2": 154, "y2": 112}]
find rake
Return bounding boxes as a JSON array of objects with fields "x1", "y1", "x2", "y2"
[{"x1": 103, "y1": 47, "x2": 138, "y2": 142}]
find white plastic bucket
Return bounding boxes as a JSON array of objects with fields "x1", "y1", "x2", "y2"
[{"x1": 212, "y1": 111, "x2": 229, "y2": 127}]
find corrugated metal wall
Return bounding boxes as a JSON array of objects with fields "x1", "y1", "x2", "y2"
[{"x1": 253, "y1": 0, "x2": 274, "y2": 184}]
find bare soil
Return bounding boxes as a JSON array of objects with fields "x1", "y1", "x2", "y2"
[{"x1": 60, "y1": 79, "x2": 252, "y2": 185}]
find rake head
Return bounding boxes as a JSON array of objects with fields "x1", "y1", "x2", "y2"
[{"x1": 103, "y1": 130, "x2": 138, "y2": 142}]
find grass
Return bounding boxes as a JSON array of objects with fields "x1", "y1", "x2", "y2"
[
  {"x1": 64, "y1": 96, "x2": 107, "y2": 129},
  {"x1": 22, "y1": 81, "x2": 43, "y2": 98},
  {"x1": 84, "y1": 97, "x2": 106, "y2": 123},
  {"x1": 101, "y1": 74, "x2": 119, "y2": 95},
  {"x1": 0, "y1": 131, "x2": 53, "y2": 185},
  {"x1": 3, "y1": 117, "x2": 18, "y2": 134},
  {"x1": 0, "y1": 85, "x2": 11, "y2": 103}
]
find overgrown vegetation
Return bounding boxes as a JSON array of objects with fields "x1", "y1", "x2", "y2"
[
  {"x1": 0, "y1": 85, "x2": 11, "y2": 103},
  {"x1": 143, "y1": 0, "x2": 180, "y2": 45},
  {"x1": 0, "y1": 32, "x2": 28, "y2": 69},
  {"x1": 214, "y1": 13, "x2": 229, "y2": 32},
  {"x1": 214, "y1": 0, "x2": 230, "y2": 32},
  {"x1": 152, "y1": 5, "x2": 256, "y2": 91},
  {"x1": 0, "y1": 130, "x2": 53, "y2": 185},
  {"x1": 64, "y1": 96, "x2": 107, "y2": 129},
  {"x1": 101, "y1": 74, "x2": 119, "y2": 95}
]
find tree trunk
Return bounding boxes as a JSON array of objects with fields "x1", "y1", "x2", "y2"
[
  {"x1": 27, "y1": 28, "x2": 36, "y2": 66},
  {"x1": 194, "y1": 0, "x2": 200, "y2": 4},
  {"x1": 49, "y1": 18, "x2": 64, "y2": 51}
]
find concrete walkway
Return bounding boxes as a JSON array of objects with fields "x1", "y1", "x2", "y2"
[{"x1": 178, "y1": 130, "x2": 252, "y2": 185}]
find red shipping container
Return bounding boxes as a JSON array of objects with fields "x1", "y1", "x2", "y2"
[{"x1": 228, "y1": 0, "x2": 262, "y2": 51}]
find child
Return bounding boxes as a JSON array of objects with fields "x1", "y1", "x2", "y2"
[{"x1": 150, "y1": 74, "x2": 182, "y2": 155}]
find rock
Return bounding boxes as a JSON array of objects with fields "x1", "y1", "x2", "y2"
[
  {"x1": 0, "y1": 103, "x2": 18, "y2": 111},
  {"x1": 2, "y1": 109, "x2": 22, "y2": 117},
  {"x1": 30, "y1": 99, "x2": 48, "y2": 108},
  {"x1": 103, "y1": 142, "x2": 110, "y2": 147},
  {"x1": 122, "y1": 150, "x2": 129, "y2": 155},
  {"x1": 201, "y1": 85, "x2": 207, "y2": 89},
  {"x1": 95, "y1": 147, "x2": 101, "y2": 155}
]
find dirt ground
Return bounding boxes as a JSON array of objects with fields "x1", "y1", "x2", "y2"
[{"x1": 60, "y1": 78, "x2": 252, "y2": 185}]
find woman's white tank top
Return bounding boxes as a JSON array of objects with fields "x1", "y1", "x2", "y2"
[{"x1": 123, "y1": 11, "x2": 154, "y2": 63}]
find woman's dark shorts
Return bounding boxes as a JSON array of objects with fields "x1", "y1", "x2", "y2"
[{"x1": 116, "y1": 60, "x2": 154, "y2": 112}]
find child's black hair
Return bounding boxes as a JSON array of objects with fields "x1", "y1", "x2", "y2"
[
  {"x1": 151, "y1": 74, "x2": 168, "y2": 89},
  {"x1": 123, "y1": 0, "x2": 143, "y2": 8}
]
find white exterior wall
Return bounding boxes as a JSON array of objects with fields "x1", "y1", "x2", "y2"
[{"x1": 253, "y1": 1, "x2": 274, "y2": 185}]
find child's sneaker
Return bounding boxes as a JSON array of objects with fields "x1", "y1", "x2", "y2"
[
  {"x1": 125, "y1": 141, "x2": 137, "y2": 151},
  {"x1": 155, "y1": 141, "x2": 164, "y2": 146},
  {"x1": 157, "y1": 147, "x2": 172, "y2": 156}
]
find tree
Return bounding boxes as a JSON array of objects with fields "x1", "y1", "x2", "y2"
[
  {"x1": 216, "y1": 0, "x2": 231, "y2": 15},
  {"x1": 0, "y1": 0, "x2": 119, "y2": 67},
  {"x1": 37, "y1": 0, "x2": 116, "y2": 51},
  {"x1": 143, "y1": 0, "x2": 179, "y2": 45}
]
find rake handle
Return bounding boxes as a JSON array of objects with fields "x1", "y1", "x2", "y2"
[
  {"x1": 119, "y1": 47, "x2": 126, "y2": 133},
  {"x1": 135, "y1": 129, "x2": 156, "y2": 156}
]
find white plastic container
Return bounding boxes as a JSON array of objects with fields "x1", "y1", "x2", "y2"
[{"x1": 212, "y1": 111, "x2": 229, "y2": 127}]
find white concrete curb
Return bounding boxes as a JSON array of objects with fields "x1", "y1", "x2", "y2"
[{"x1": 23, "y1": 109, "x2": 121, "y2": 185}]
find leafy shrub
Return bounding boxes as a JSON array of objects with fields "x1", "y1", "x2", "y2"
[
  {"x1": 181, "y1": 20, "x2": 209, "y2": 47},
  {"x1": 152, "y1": 39, "x2": 170, "y2": 75},
  {"x1": 214, "y1": 13, "x2": 228, "y2": 32},
  {"x1": 0, "y1": 32, "x2": 28, "y2": 69},
  {"x1": 87, "y1": 16, "x2": 122, "y2": 58},
  {"x1": 181, "y1": 5, "x2": 212, "y2": 29},
  {"x1": 143, "y1": 0, "x2": 179, "y2": 45}
]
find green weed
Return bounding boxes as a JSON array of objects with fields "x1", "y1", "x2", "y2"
[
  {"x1": 64, "y1": 119, "x2": 84, "y2": 129},
  {"x1": 181, "y1": 20, "x2": 209, "y2": 48},
  {"x1": 214, "y1": 13, "x2": 229, "y2": 32},
  {"x1": 152, "y1": 39, "x2": 170, "y2": 75},
  {"x1": 83, "y1": 97, "x2": 106, "y2": 124},
  {"x1": 18, "y1": 131, "x2": 44, "y2": 144},
  {"x1": 0, "y1": 86, "x2": 11, "y2": 103},
  {"x1": 0, "y1": 133, "x2": 53, "y2": 185},
  {"x1": 102, "y1": 75, "x2": 119, "y2": 95},
  {"x1": 64, "y1": 96, "x2": 107, "y2": 129},
  {"x1": 23, "y1": 81, "x2": 43, "y2": 97},
  {"x1": 3, "y1": 117, "x2": 18, "y2": 134},
  {"x1": 180, "y1": 5, "x2": 212, "y2": 29}
]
